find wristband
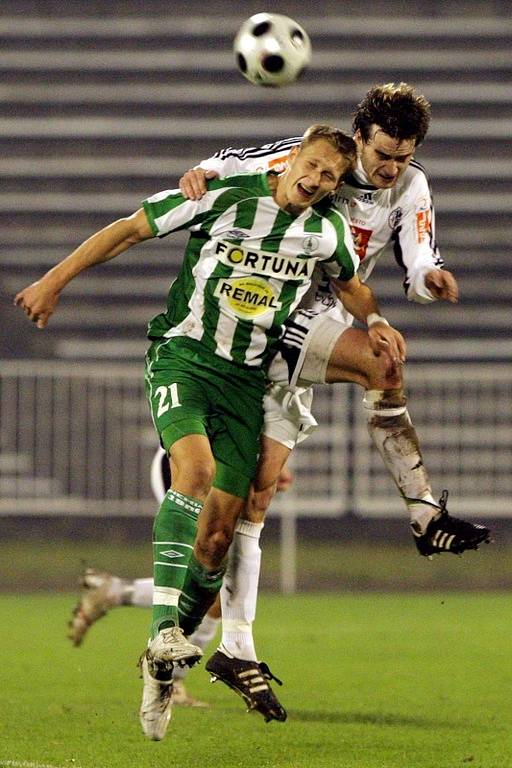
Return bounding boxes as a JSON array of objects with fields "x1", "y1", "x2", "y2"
[{"x1": 367, "y1": 313, "x2": 390, "y2": 328}]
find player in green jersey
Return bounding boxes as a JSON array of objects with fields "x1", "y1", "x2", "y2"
[
  {"x1": 15, "y1": 124, "x2": 406, "y2": 741},
  {"x1": 172, "y1": 86, "x2": 489, "y2": 722}
]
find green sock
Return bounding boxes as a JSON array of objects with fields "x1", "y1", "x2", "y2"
[
  {"x1": 151, "y1": 489, "x2": 202, "y2": 639},
  {"x1": 178, "y1": 552, "x2": 226, "y2": 637}
]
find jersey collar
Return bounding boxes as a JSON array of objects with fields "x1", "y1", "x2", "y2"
[{"x1": 344, "y1": 157, "x2": 379, "y2": 191}]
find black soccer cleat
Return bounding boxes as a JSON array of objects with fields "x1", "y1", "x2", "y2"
[
  {"x1": 205, "y1": 650, "x2": 287, "y2": 723},
  {"x1": 410, "y1": 490, "x2": 491, "y2": 557}
]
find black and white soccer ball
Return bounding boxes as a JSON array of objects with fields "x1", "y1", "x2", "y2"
[{"x1": 234, "y1": 13, "x2": 312, "y2": 88}]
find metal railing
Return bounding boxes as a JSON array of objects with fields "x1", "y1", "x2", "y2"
[
  {"x1": 2, "y1": 359, "x2": 510, "y2": 591},
  {"x1": 1, "y1": 359, "x2": 510, "y2": 518}
]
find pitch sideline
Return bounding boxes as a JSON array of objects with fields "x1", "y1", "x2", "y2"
[{"x1": 0, "y1": 760, "x2": 81, "y2": 768}]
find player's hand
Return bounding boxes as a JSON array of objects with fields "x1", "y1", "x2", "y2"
[
  {"x1": 368, "y1": 323, "x2": 406, "y2": 367},
  {"x1": 179, "y1": 168, "x2": 219, "y2": 200},
  {"x1": 14, "y1": 280, "x2": 60, "y2": 328},
  {"x1": 424, "y1": 269, "x2": 458, "y2": 303}
]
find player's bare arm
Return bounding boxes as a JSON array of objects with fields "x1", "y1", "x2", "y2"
[
  {"x1": 179, "y1": 168, "x2": 219, "y2": 200},
  {"x1": 331, "y1": 275, "x2": 406, "y2": 365},
  {"x1": 424, "y1": 268, "x2": 459, "y2": 303},
  {"x1": 14, "y1": 209, "x2": 153, "y2": 328}
]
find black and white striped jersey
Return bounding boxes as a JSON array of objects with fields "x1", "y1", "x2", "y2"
[{"x1": 200, "y1": 138, "x2": 444, "y2": 324}]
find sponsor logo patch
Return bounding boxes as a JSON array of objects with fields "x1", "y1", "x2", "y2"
[
  {"x1": 416, "y1": 209, "x2": 430, "y2": 243},
  {"x1": 215, "y1": 276, "x2": 281, "y2": 318},
  {"x1": 214, "y1": 239, "x2": 313, "y2": 280},
  {"x1": 267, "y1": 154, "x2": 290, "y2": 172}
]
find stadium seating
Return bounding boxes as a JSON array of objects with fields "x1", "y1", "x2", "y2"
[
  {"x1": 0, "y1": 4, "x2": 511, "y2": 549},
  {"x1": 1, "y1": 5, "x2": 511, "y2": 360}
]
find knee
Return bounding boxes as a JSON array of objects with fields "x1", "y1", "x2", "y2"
[
  {"x1": 193, "y1": 461, "x2": 216, "y2": 495},
  {"x1": 174, "y1": 459, "x2": 216, "y2": 499},
  {"x1": 368, "y1": 355, "x2": 404, "y2": 389}
]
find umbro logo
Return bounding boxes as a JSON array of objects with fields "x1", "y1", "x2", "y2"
[
  {"x1": 225, "y1": 229, "x2": 249, "y2": 240},
  {"x1": 160, "y1": 549, "x2": 183, "y2": 559}
]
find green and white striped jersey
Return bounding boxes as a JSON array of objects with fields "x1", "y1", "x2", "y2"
[{"x1": 144, "y1": 172, "x2": 358, "y2": 368}]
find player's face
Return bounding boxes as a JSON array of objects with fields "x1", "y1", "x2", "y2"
[
  {"x1": 355, "y1": 125, "x2": 416, "y2": 188},
  {"x1": 278, "y1": 139, "x2": 350, "y2": 214}
]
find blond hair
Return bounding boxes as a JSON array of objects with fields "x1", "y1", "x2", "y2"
[{"x1": 301, "y1": 124, "x2": 357, "y2": 171}]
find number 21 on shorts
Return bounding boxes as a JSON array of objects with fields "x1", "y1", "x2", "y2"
[{"x1": 155, "y1": 383, "x2": 181, "y2": 417}]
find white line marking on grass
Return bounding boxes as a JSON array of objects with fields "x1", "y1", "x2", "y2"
[{"x1": 0, "y1": 760, "x2": 79, "y2": 768}]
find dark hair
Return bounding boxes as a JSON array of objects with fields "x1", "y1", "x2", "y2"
[
  {"x1": 301, "y1": 124, "x2": 357, "y2": 171},
  {"x1": 352, "y1": 83, "x2": 431, "y2": 146}
]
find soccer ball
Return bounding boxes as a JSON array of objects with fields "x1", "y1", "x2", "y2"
[{"x1": 234, "y1": 13, "x2": 312, "y2": 88}]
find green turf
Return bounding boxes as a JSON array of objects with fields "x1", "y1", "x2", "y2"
[
  {"x1": 0, "y1": 593, "x2": 511, "y2": 768},
  {"x1": 0, "y1": 538, "x2": 508, "y2": 592}
]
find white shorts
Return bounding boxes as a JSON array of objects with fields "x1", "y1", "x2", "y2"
[
  {"x1": 269, "y1": 309, "x2": 349, "y2": 388},
  {"x1": 263, "y1": 383, "x2": 317, "y2": 449},
  {"x1": 263, "y1": 310, "x2": 350, "y2": 449}
]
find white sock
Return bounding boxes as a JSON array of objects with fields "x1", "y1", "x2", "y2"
[
  {"x1": 173, "y1": 613, "x2": 221, "y2": 682},
  {"x1": 190, "y1": 612, "x2": 221, "y2": 649},
  {"x1": 129, "y1": 577, "x2": 154, "y2": 608},
  {"x1": 408, "y1": 494, "x2": 438, "y2": 535},
  {"x1": 219, "y1": 519, "x2": 263, "y2": 661},
  {"x1": 99, "y1": 575, "x2": 124, "y2": 605},
  {"x1": 364, "y1": 389, "x2": 435, "y2": 532}
]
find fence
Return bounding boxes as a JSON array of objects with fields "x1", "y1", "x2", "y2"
[
  {"x1": 1, "y1": 359, "x2": 511, "y2": 516},
  {"x1": 1, "y1": 359, "x2": 511, "y2": 588}
]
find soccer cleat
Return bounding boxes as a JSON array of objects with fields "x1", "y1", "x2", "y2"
[
  {"x1": 67, "y1": 568, "x2": 120, "y2": 646},
  {"x1": 410, "y1": 490, "x2": 491, "y2": 557},
  {"x1": 146, "y1": 626, "x2": 203, "y2": 679},
  {"x1": 139, "y1": 652, "x2": 173, "y2": 741},
  {"x1": 205, "y1": 650, "x2": 287, "y2": 723},
  {"x1": 172, "y1": 679, "x2": 209, "y2": 708}
]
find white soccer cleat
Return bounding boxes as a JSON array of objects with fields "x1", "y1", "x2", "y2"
[
  {"x1": 68, "y1": 568, "x2": 121, "y2": 646},
  {"x1": 146, "y1": 626, "x2": 203, "y2": 679},
  {"x1": 172, "y1": 679, "x2": 209, "y2": 708},
  {"x1": 139, "y1": 653, "x2": 173, "y2": 741}
]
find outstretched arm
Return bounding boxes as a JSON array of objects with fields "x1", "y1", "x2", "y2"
[
  {"x1": 331, "y1": 275, "x2": 406, "y2": 365},
  {"x1": 14, "y1": 208, "x2": 153, "y2": 328}
]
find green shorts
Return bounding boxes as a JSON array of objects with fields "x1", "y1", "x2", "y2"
[{"x1": 145, "y1": 337, "x2": 266, "y2": 499}]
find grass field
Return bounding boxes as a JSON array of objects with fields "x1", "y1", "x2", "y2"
[
  {"x1": 1, "y1": 536, "x2": 509, "y2": 593},
  {"x1": 1, "y1": 591, "x2": 511, "y2": 768}
]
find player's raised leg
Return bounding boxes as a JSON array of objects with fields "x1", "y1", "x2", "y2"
[
  {"x1": 325, "y1": 323, "x2": 491, "y2": 555},
  {"x1": 67, "y1": 568, "x2": 142, "y2": 646}
]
